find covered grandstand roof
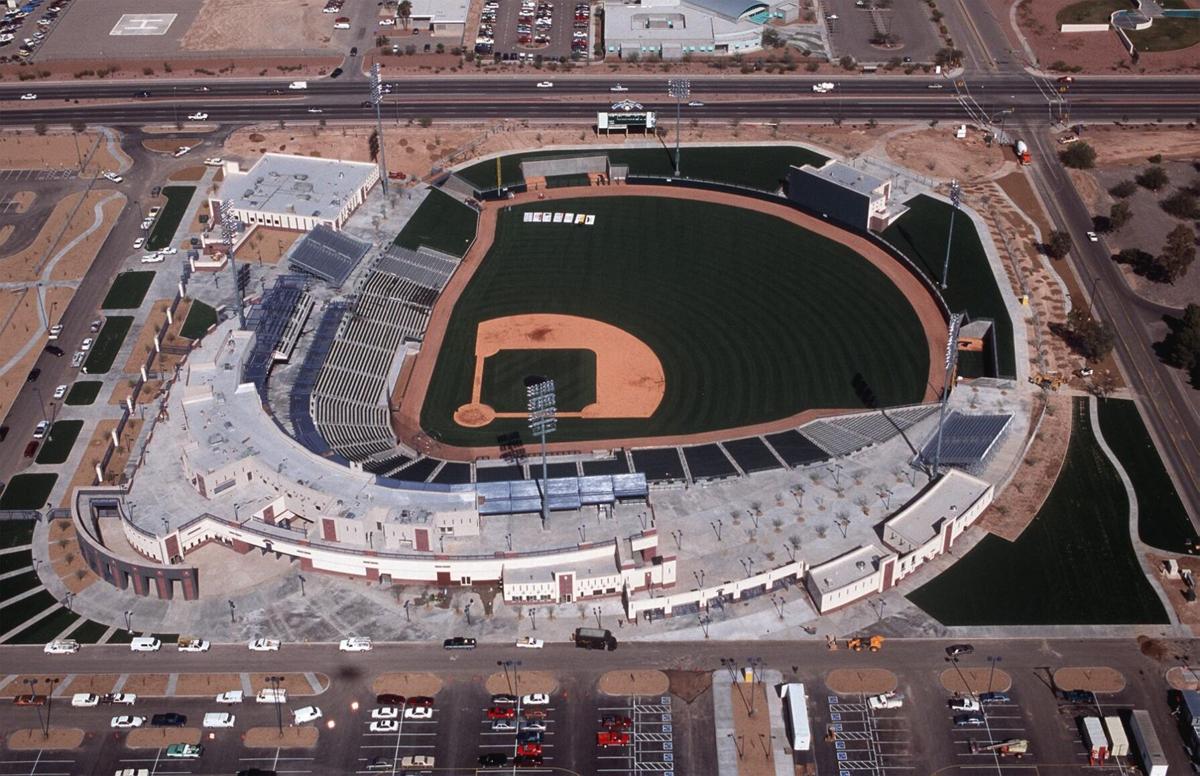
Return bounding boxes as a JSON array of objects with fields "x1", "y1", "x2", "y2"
[
  {"x1": 683, "y1": 0, "x2": 767, "y2": 20},
  {"x1": 289, "y1": 225, "x2": 372, "y2": 287}
]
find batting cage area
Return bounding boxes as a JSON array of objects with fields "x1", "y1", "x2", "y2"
[{"x1": 418, "y1": 193, "x2": 936, "y2": 448}]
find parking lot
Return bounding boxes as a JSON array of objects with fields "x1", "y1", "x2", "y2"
[
  {"x1": 475, "y1": 0, "x2": 589, "y2": 61},
  {"x1": 822, "y1": 0, "x2": 940, "y2": 65},
  {"x1": 820, "y1": 693, "x2": 913, "y2": 774},
  {"x1": 0, "y1": 169, "x2": 78, "y2": 182},
  {"x1": 596, "y1": 695, "x2": 676, "y2": 774}
]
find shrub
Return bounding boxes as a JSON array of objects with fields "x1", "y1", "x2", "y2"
[
  {"x1": 1045, "y1": 229, "x2": 1073, "y2": 259},
  {"x1": 1136, "y1": 165, "x2": 1170, "y2": 191},
  {"x1": 1161, "y1": 189, "x2": 1200, "y2": 220},
  {"x1": 1109, "y1": 179, "x2": 1138, "y2": 198},
  {"x1": 1059, "y1": 141, "x2": 1096, "y2": 169}
]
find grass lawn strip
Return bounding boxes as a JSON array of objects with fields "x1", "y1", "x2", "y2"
[
  {"x1": 0, "y1": 473, "x2": 57, "y2": 510},
  {"x1": 179, "y1": 300, "x2": 217, "y2": 340},
  {"x1": 63, "y1": 619, "x2": 111, "y2": 643},
  {"x1": 882, "y1": 194, "x2": 1016, "y2": 378},
  {"x1": 0, "y1": 550, "x2": 32, "y2": 573},
  {"x1": 0, "y1": 519, "x2": 35, "y2": 548},
  {"x1": 146, "y1": 186, "x2": 195, "y2": 251},
  {"x1": 8, "y1": 606, "x2": 80, "y2": 644},
  {"x1": 0, "y1": 570, "x2": 41, "y2": 601},
  {"x1": 1056, "y1": 0, "x2": 1131, "y2": 25},
  {"x1": 458, "y1": 146, "x2": 828, "y2": 192},
  {"x1": 1097, "y1": 397, "x2": 1197, "y2": 553},
  {"x1": 101, "y1": 271, "x2": 156, "y2": 310},
  {"x1": 1128, "y1": 16, "x2": 1200, "y2": 51},
  {"x1": 82, "y1": 316, "x2": 133, "y2": 374},
  {"x1": 35, "y1": 420, "x2": 84, "y2": 465},
  {"x1": 64, "y1": 381, "x2": 103, "y2": 405},
  {"x1": 394, "y1": 188, "x2": 478, "y2": 257},
  {"x1": 421, "y1": 195, "x2": 929, "y2": 446},
  {"x1": 907, "y1": 396, "x2": 1168, "y2": 625}
]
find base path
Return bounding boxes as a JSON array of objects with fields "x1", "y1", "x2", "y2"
[{"x1": 393, "y1": 184, "x2": 946, "y2": 462}]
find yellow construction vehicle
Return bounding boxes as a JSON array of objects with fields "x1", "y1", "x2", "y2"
[
  {"x1": 1029, "y1": 371, "x2": 1063, "y2": 391},
  {"x1": 970, "y1": 739, "x2": 1029, "y2": 758},
  {"x1": 847, "y1": 635, "x2": 885, "y2": 652},
  {"x1": 868, "y1": 635, "x2": 884, "y2": 652}
]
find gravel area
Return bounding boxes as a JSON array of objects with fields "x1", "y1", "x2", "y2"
[
  {"x1": 597, "y1": 670, "x2": 669, "y2": 697},
  {"x1": 824, "y1": 668, "x2": 898, "y2": 695},
  {"x1": 938, "y1": 667, "x2": 1013, "y2": 694},
  {"x1": 1053, "y1": 666, "x2": 1126, "y2": 693}
]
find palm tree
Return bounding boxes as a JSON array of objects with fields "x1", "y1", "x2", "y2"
[{"x1": 398, "y1": 0, "x2": 412, "y2": 29}]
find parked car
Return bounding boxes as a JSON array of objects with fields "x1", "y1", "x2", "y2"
[
  {"x1": 376, "y1": 693, "x2": 404, "y2": 706},
  {"x1": 248, "y1": 638, "x2": 280, "y2": 651},
  {"x1": 177, "y1": 637, "x2": 209, "y2": 652},
  {"x1": 165, "y1": 743, "x2": 202, "y2": 758},
  {"x1": 949, "y1": 697, "x2": 980, "y2": 712},
  {"x1": 27, "y1": 367, "x2": 40, "y2": 382},
  {"x1": 408, "y1": 696, "x2": 434, "y2": 707},
  {"x1": 43, "y1": 639, "x2": 79, "y2": 654},
  {"x1": 292, "y1": 706, "x2": 322, "y2": 724},
  {"x1": 111, "y1": 715, "x2": 145, "y2": 728},
  {"x1": 597, "y1": 730, "x2": 630, "y2": 747},
  {"x1": 216, "y1": 690, "x2": 244, "y2": 704},
  {"x1": 102, "y1": 171, "x2": 122, "y2": 183},
  {"x1": 89, "y1": 318, "x2": 102, "y2": 333},
  {"x1": 130, "y1": 637, "x2": 161, "y2": 652},
  {"x1": 399, "y1": 756, "x2": 434, "y2": 768},
  {"x1": 32, "y1": 420, "x2": 49, "y2": 439},
  {"x1": 48, "y1": 323, "x2": 63, "y2": 340},
  {"x1": 1062, "y1": 690, "x2": 1096, "y2": 704},
  {"x1": 443, "y1": 636, "x2": 476, "y2": 650},
  {"x1": 132, "y1": 237, "x2": 144, "y2": 249},
  {"x1": 19, "y1": 92, "x2": 36, "y2": 99},
  {"x1": 487, "y1": 707, "x2": 516, "y2": 720},
  {"x1": 202, "y1": 712, "x2": 235, "y2": 728},
  {"x1": 515, "y1": 636, "x2": 544, "y2": 649},
  {"x1": 13, "y1": 694, "x2": 47, "y2": 706},
  {"x1": 601, "y1": 714, "x2": 632, "y2": 729},
  {"x1": 339, "y1": 637, "x2": 372, "y2": 652},
  {"x1": 150, "y1": 713, "x2": 186, "y2": 727},
  {"x1": 945, "y1": 644, "x2": 974, "y2": 657},
  {"x1": 369, "y1": 719, "x2": 398, "y2": 733},
  {"x1": 518, "y1": 719, "x2": 546, "y2": 732},
  {"x1": 513, "y1": 754, "x2": 543, "y2": 767},
  {"x1": 521, "y1": 693, "x2": 550, "y2": 706},
  {"x1": 44, "y1": 344, "x2": 63, "y2": 357},
  {"x1": 70, "y1": 693, "x2": 100, "y2": 707},
  {"x1": 979, "y1": 692, "x2": 1011, "y2": 704},
  {"x1": 492, "y1": 719, "x2": 517, "y2": 731},
  {"x1": 79, "y1": 337, "x2": 93, "y2": 352},
  {"x1": 101, "y1": 693, "x2": 136, "y2": 705},
  {"x1": 479, "y1": 753, "x2": 508, "y2": 766},
  {"x1": 23, "y1": 440, "x2": 38, "y2": 458},
  {"x1": 517, "y1": 730, "x2": 543, "y2": 744},
  {"x1": 371, "y1": 707, "x2": 398, "y2": 720},
  {"x1": 404, "y1": 705, "x2": 433, "y2": 720},
  {"x1": 491, "y1": 694, "x2": 517, "y2": 705},
  {"x1": 536, "y1": 81, "x2": 553, "y2": 88},
  {"x1": 52, "y1": 384, "x2": 67, "y2": 400},
  {"x1": 953, "y1": 713, "x2": 986, "y2": 727},
  {"x1": 186, "y1": 112, "x2": 208, "y2": 120}
]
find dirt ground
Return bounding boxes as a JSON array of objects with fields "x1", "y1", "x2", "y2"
[
  {"x1": 122, "y1": 299, "x2": 173, "y2": 375},
  {"x1": 0, "y1": 56, "x2": 343, "y2": 84},
  {"x1": 1053, "y1": 666, "x2": 1125, "y2": 693},
  {"x1": 169, "y1": 165, "x2": 209, "y2": 182},
  {"x1": 824, "y1": 669, "x2": 897, "y2": 695},
  {"x1": 111, "y1": 378, "x2": 164, "y2": 408},
  {"x1": 164, "y1": 674, "x2": 240, "y2": 696},
  {"x1": 7, "y1": 191, "x2": 37, "y2": 213},
  {"x1": 248, "y1": 672, "x2": 327, "y2": 695},
  {"x1": 0, "y1": 225, "x2": 12, "y2": 249},
  {"x1": 371, "y1": 672, "x2": 444, "y2": 698},
  {"x1": 224, "y1": 123, "x2": 898, "y2": 187},
  {"x1": 58, "y1": 421, "x2": 114, "y2": 507},
  {"x1": 484, "y1": 670, "x2": 558, "y2": 696},
  {"x1": 0, "y1": 287, "x2": 72, "y2": 437},
  {"x1": 1084, "y1": 125, "x2": 1200, "y2": 166},
  {"x1": 729, "y1": 684, "x2": 775, "y2": 773},
  {"x1": 244, "y1": 726, "x2": 319, "y2": 748},
  {"x1": 119, "y1": 674, "x2": 170, "y2": 696},
  {"x1": 1, "y1": 190, "x2": 122, "y2": 283},
  {"x1": 1166, "y1": 666, "x2": 1200, "y2": 689},
  {"x1": 939, "y1": 667, "x2": 1013, "y2": 695},
  {"x1": 7, "y1": 728, "x2": 85, "y2": 750},
  {"x1": 597, "y1": 670, "x2": 670, "y2": 697},
  {"x1": 59, "y1": 674, "x2": 119, "y2": 695},
  {"x1": 883, "y1": 127, "x2": 1012, "y2": 182},
  {"x1": 237, "y1": 227, "x2": 301, "y2": 265},
  {"x1": 0, "y1": 674, "x2": 68, "y2": 697},
  {"x1": 89, "y1": 417, "x2": 144, "y2": 489},
  {"x1": 394, "y1": 183, "x2": 946, "y2": 461},
  {"x1": 47, "y1": 520, "x2": 98, "y2": 595},
  {"x1": 126, "y1": 727, "x2": 201, "y2": 749},
  {"x1": 0, "y1": 130, "x2": 127, "y2": 174},
  {"x1": 181, "y1": 0, "x2": 336, "y2": 52},
  {"x1": 1012, "y1": 0, "x2": 1200, "y2": 73}
]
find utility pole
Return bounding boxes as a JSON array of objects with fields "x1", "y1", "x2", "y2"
[
  {"x1": 667, "y1": 79, "x2": 690, "y2": 177},
  {"x1": 370, "y1": 63, "x2": 390, "y2": 197},
  {"x1": 940, "y1": 180, "x2": 962, "y2": 290},
  {"x1": 219, "y1": 200, "x2": 245, "y2": 328}
]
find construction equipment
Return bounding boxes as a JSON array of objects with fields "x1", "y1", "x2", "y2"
[
  {"x1": 970, "y1": 739, "x2": 1029, "y2": 757},
  {"x1": 847, "y1": 635, "x2": 885, "y2": 652},
  {"x1": 1029, "y1": 371, "x2": 1063, "y2": 391}
]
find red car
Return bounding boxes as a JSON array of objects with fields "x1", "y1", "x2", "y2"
[
  {"x1": 517, "y1": 743, "x2": 542, "y2": 757},
  {"x1": 523, "y1": 708, "x2": 548, "y2": 720},
  {"x1": 487, "y1": 706, "x2": 516, "y2": 720},
  {"x1": 13, "y1": 694, "x2": 47, "y2": 706},
  {"x1": 23, "y1": 440, "x2": 38, "y2": 458},
  {"x1": 602, "y1": 714, "x2": 632, "y2": 730},
  {"x1": 408, "y1": 696, "x2": 434, "y2": 707},
  {"x1": 513, "y1": 755, "x2": 544, "y2": 767},
  {"x1": 597, "y1": 730, "x2": 630, "y2": 747}
]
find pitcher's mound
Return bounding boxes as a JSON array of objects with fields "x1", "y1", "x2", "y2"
[{"x1": 454, "y1": 402, "x2": 496, "y2": 428}]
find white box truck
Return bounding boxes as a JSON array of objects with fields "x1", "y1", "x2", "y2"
[
  {"x1": 781, "y1": 683, "x2": 810, "y2": 751},
  {"x1": 1130, "y1": 709, "x2": 1169, "y2": 776},
  {"x1": 1082, "y1": 716, "x2": 1109, "y2": 762},
  {"x1": 1104, "y1": 715, "x2": 1129, "y2": 757},
  {"x1": 288, "y1": 81, "x2": 308, "y2": 90}
]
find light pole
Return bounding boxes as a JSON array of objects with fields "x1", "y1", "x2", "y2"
[
  {"x1": 43, "y1": 677, "x2": 60, "y2": 738},
  {"x1": 465, "y1": 598, "x2": 473, "y2": 626},
  {"x1": 527, "y1": 380, "x2": 557, "y2": 528},
  {"x1": 667, "y1": 78, "x2": 690, "y2": 177},
  {"x1": 369, "y1": 63, "x2": 391, "y2": 197},
  {"x1": 593, "y1": 606, "x2": 603, "y2": 629},
  {"x1": 24, "y1": 679, "x2": 45, "y2": 737},
  {"x1": 931, "y1": 314, "x2": 963, "y2": 479},
  {"x1": 267, "y1": 675, "x2": 285, "y2": 736},
  {"x1": 228, "y1": 599, "x2": 236, "y2": 624},
  {"x1": 123, "y1": 610, "x2": 133, "y2": 632},
  {"x1": 986, "y1": 656, "x2": 1002, "y2": 693},
  {"x1": 528, "y1": 608, "x2": 537, "y2": 631},
  {"x1": 298, "y1": 575, "x2": 306, "y2": 597},
  {"x1": 219, "y1": 199, "x2": 245, "y2": 329},
  {"x1": 940, "y1": 180, "x2": 962, "y2": 290},
  {"x1": 404, "y1": 599, "x2": 411, "y2": 622}
]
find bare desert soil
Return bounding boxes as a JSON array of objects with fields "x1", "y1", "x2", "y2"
[
  {"x1": 883, "y1": 126, "x2": 1012, "y2": 181},
  {"x1": 0, "y1": 57, "x2": 342, "y2": 83},
  {"x1": 1083, "y1": 125, "x2": 1200, "y2": 166},
  {"x1": 0, "y1": 130, "x2": 127, "y2": 173},
  {"x1": 181, "y1": 0, "x2": 336, "y2": 52}
]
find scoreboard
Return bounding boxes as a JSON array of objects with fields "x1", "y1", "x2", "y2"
[{"x1": 597, "y1": 111, "x2": 657, "y2": 130}]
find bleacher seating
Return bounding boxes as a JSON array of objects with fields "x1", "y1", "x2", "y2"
[
  {"x1": 800, "y1": 405, "x2": 938, "y2": 457},
  {"x1": 242, "y1": 275, "x2": 310, "y2": 399},
  {"x1": 919, "y1": 412, "x2": 1012, "y2": 467},
  {"x1": 289, "y1": 225, "x2": 372, "y2": 288}
]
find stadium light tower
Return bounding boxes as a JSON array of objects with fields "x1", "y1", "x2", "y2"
[
  {"x1": 370, "y1": 63, "x2": 390, "y2": 197},
  {"x1": 931, "y1": 313, "x2": 963, "y2": 479},
  {"x1": 939, "y1": 180, "x2": 962, "y2": 290},
  {"x1": 667, "y1": 79, "x2": 690, "y2": 177},
  {"x1": 527, "y1": 380, "x2": 557, "y2": 528},
  {"x1": 219, "y1": 199, "x2": 246, "y2": 329}
]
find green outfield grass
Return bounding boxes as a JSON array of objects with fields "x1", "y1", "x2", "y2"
[
  {"x1": 907, "y1": 397, "x2": 1168, "y2": 625},
  {"x1": 0, "y1": 473, "x2": 57, "y2": 510},
  {"x1": 65, "y1": 381, "x2": 103, "y2": 405},
  {"x1": 1128, "y1": 17, "x2": 1200, "y2": 52},
  {"x1": 1097, "y1": 397, "x2": 1197, "y2": 553},
  {"x1": 480, "y1": 349, "x2": 597, "y2": 413},
  {"x1": 883, "y1": 195, "x2": 1016, "y2": 378},
  {"x1": 394, "y1": 189, "x2": 478, "y2": 257},
  {"x1": 102, "y1": 271, "x2": 156, "y2": 310},
  {"x1": 421, "y1": 195, "x2": 931, "y2": 446},
  {"x1": 82, "y1": 316, "x2": 133, "y2": 375},
  {"x1": 146, "y1": 186, "x2": 195, "y2": 251},
  {"x1": 1056, "y1": 0, "x2": 1131, "y2": 25},
  {"x1": 35, "y1": 420, "x2": 84, "y2": 465},
  {"x1": 180, "y1": 300, "x2": 218, "y2": 340},
  {"x1": 458, "y1": 146, "x2": 828, "y2": 192}
]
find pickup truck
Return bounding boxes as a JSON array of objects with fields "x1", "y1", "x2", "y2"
[{"x1": 597, "y1": 730, "x2": 631, "y2": 747}]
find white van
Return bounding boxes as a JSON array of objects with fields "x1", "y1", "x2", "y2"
[
  {"x1": 71, "y1": 693, "x2": 100, "y2": 707},
  {"x1": 288, "y1": 80, "x2": 308, "y2": 89},
  {"x1": 202, "y1": 712, "x2": 236, "y2": 728},
  {"x1": 130, "y1": 637, "x2": 161, "y2": 652},
  {"x1": 256, "y1": 688, "x2": 287, "y2": 704}
]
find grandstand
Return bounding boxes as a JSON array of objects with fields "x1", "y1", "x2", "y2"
[
  {"x1": 918, "y1": 411, "x2": 1012, "y2": 468},
  {"x1": 241, "y1": 275, "x2": 313, "y2": 399},
  {"x1": 798, "y1": 405, "x2": 938, "y2": 458},
  {"x1": 309, "y1": 246, "x2": 462, "y2": 465},
  {"x1": 289, "y1": 225, "x2": 372, "y2": 288}
]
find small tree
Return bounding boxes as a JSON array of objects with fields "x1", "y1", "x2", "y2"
[
  {"x1": 1064, "y1": 308, "x2": 1114, "y2": 361},
  {"x1": 1059, "y1": 141, "x2": 1096, "y2": 169},
  {"x1": 34, "y1": 122, "x2": 47, "y2": 136},
  {"x1": 1160, "y1": 303, "x2": 1200, "y2": 383},
  {"x1": 1109, "y1": 179, "x2": 1138, "y2": 198},
  {"x1": 1117, "y1": 247, "x2": 1155, "y2": 275},
  {"x1": 1136, "y1": 165, "x2": 1170, "y2": 191},
  {"x1": 1161, "y1": 189, "x2": 1200, "y2": 220},
  {"x1": 1108, "y1": 201, "x2": 1132, "y2": 232},
  {"x1": 1045, "y1": 229, "x2": 1073, "y2": 259},
  {"x1": 1157, "y1": 224, "x2": 1197, "y2": 283},
  {"x1": 398, "y1": 0, "x2": 412, "y2": 29},
  {"x1": 839, "y1": 54, "x2": 857, "y2": 70}
]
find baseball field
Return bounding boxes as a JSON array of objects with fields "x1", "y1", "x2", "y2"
[{"x1": 412, "y1": 188, "x2": 942, "y2": 450}]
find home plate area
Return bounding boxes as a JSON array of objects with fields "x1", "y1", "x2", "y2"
[
  {"x1": 596, "y1": 696, "x2": 675, "y2": 774},
  {"x1": 110, "y1": 13, "x2": 177, "y2": 35}
]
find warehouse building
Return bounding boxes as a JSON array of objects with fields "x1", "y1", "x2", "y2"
[
  {"x1": 210, "y1": 153, "x2": 380, "y2": 233},
  {"x1": 602, "y1": 0, "x2": 767, "y2": 59}
]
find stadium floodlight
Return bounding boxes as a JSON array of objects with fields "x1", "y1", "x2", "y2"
[
  {"x1": 931, "y1": 313, "x2": 963, "y2": 479},
  {"x1": 527, "y1": 379, "x2": 557, "y2": 528},
  {"x1": 369, "y1": 63, "x2": 390, "y2": 196},
  {"x1": 667, "y1": 79, "x2": 691, "y2": 177},
  {"x1": 219, "y1": 199, "x2": 246, "y2": 329},
  {"x1": 939, "y1": 180, "x2": 962, "y2": 290}
]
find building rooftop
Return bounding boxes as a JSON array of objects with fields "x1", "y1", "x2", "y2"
[
  {"x1": 684, "y1": 0, "x2": 767, "y2": 20},
  {"x1": 605, "y1": 0, "x2": 760, "y2": 40},
  {"x1": 798, "y1": 161, "x2": 888, "y2": 197},
  {"x1": 216, "y1": 153, "x2": 378, "y2": 221},
  {"x1": 808, "y1": 544, "x2": 891, "y2": 594},
  {"x1": 406, "y1": 0, "x2": 469, "y2": 22},
  {"x1": 882, "y1": 469, "x2": 993, "y2": 550}
]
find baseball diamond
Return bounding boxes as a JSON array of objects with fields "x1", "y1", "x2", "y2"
[{"x1": 395, "y1": 185, "x2": 946, "y2": 457}]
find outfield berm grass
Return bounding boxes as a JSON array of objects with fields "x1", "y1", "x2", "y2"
[
  {"x1": 421, "y1": 195, "x2": 931, "y2": 446},
  {"x1": 394, "y1": 189, "x2": 477, "y2": 257}
]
